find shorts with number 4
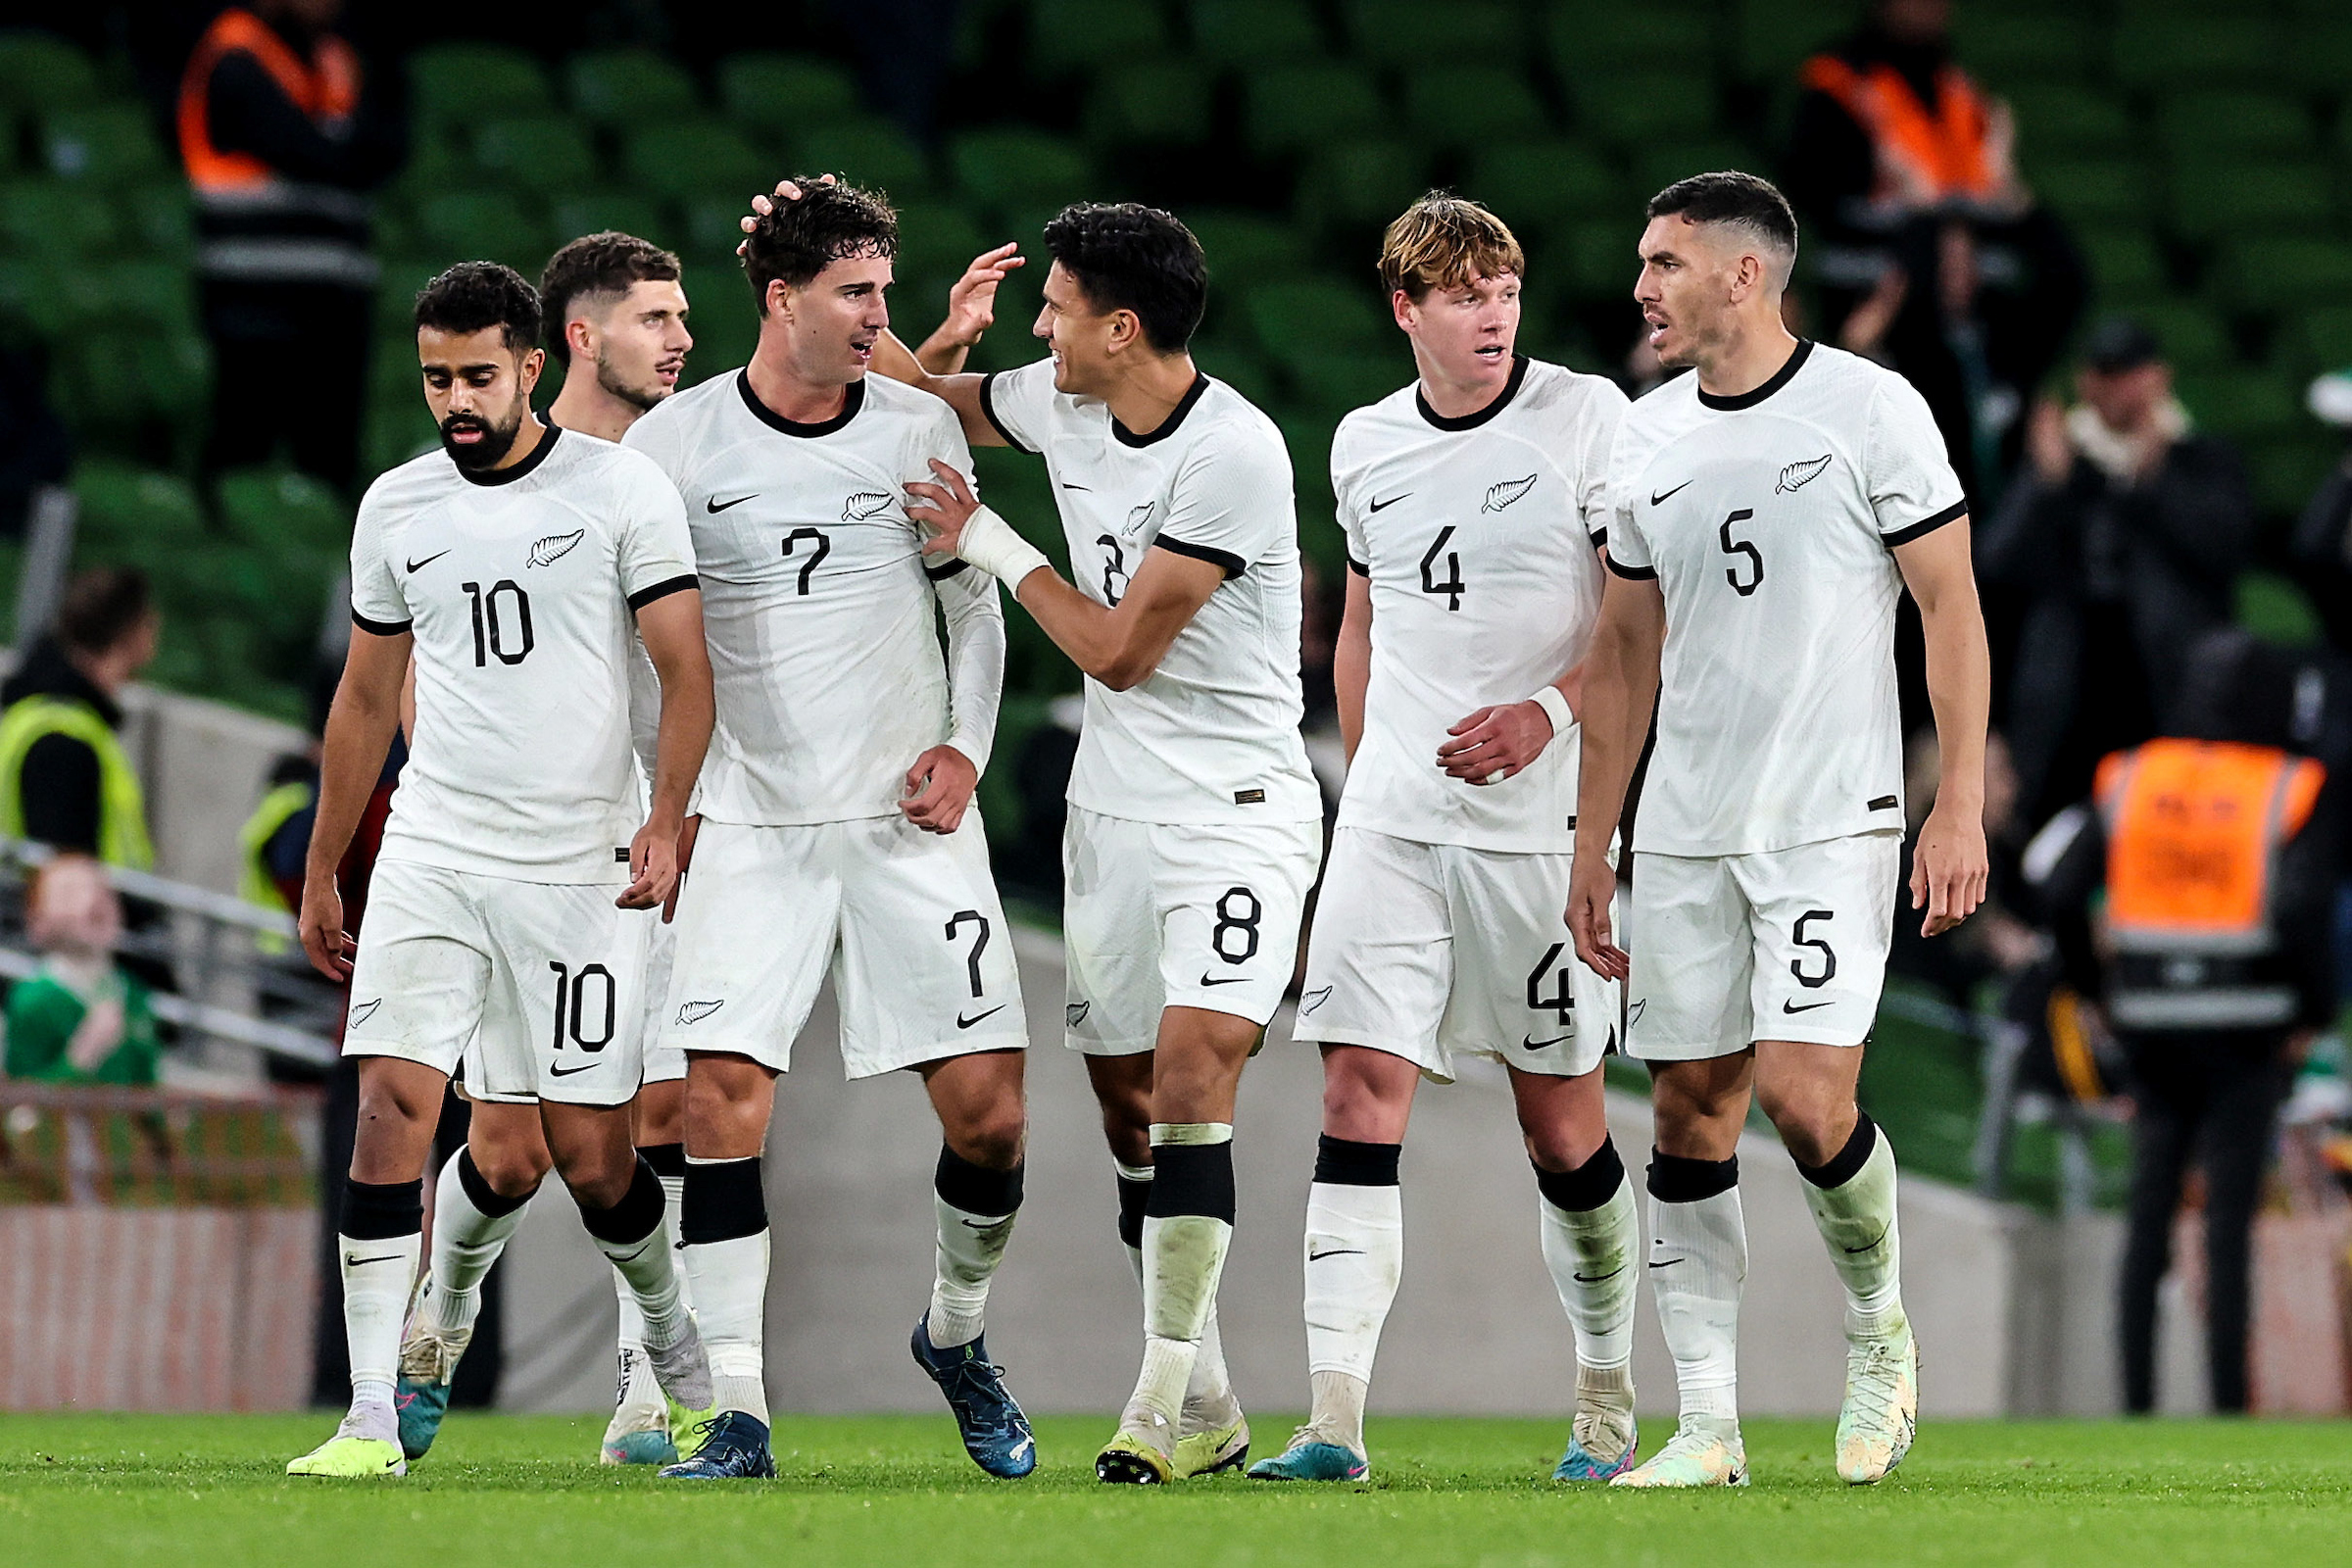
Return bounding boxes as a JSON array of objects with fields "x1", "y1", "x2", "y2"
[
  {"x1": 1296, "y1": 827, "x2": 1617, "y2": 1082},
  {"x1": 1626, "y1": 831, "x2": 1899, "y2": 1061},
  {"x1": 657, "y1": 813, "x2": 1027, "y2": 1078},
  {"x1": 1061, "y1": 807, "x2": 1324, "y2": 1055},
  {"x1": 345, "y1": 858, "x2": 651, "y2": 1107}
]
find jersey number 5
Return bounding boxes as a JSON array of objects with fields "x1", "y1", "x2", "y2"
[{"x1": 1719, "y1": 510, "x2": 1763, "y2": 597}]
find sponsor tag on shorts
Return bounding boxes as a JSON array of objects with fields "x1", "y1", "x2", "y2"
[{"x1": 1234, "y1": 788, "x2": 1265, "y2": 805}]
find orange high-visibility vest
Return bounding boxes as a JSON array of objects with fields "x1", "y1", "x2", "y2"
[
  {"x1": 176, "y1": 8, "x2": 360, "y2": 194},
  {"x1": 1800, "y1": 54, "x2": 1998, "y2": 204}
]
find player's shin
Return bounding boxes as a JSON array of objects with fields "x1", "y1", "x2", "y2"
[
  {"x1": 1795, "y1": 1112, "x2": 1902, "y2": 1337},
  {"x1": 1117, "y1": 1157, "x2": 1238, "y2": 1427},
  {"x1": 1645, "y1": 1152, "x2": 1745, "y2": 1428},
  {"x1": 1536, "y1": 1137, "x2": 1638, "y2": 1376},
  {"x1": 340, "y1": 1178, "x2": 424, "y2": 1423},
  {"x1": 930, "y1": 1147, "x2": 1024, "y2": 1348},
  {"x1": 612, "y1": 1142, "x2": 688, "y2": 1420},
  {"x1": 681, "y1": 1154, "x2": 769, "y2": 1423},
  {"x1": 1300, "y1": 1135, "x2": 1403, "y2": 1456},
  {"x1": 420, "y1": 1148, "x2": 535, "y2": 1339},
  {"x1": 1123, "y1": 1125, "x2": 1237, "y2": 1450}
]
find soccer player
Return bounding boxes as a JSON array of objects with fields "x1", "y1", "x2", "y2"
[
  {"x1": 623, "y1": 179, "x2": 1033, "y2": 1483},
  {"x1": 391, "y1": 233, "x2": 706, "y2": 1469},
  {"x1": 1566, "y1": 172, "x2": 1989, "y2": 1488},
  {"x1": 1244, "y1": 195, "x2": 1640, "y2": 1485},
  {"x1": 887, "y1": 202, "x2": 1323, "y2": 1485},
  {"x1": 287, "y1": 262, "x2": 717, "y2": 1478}
]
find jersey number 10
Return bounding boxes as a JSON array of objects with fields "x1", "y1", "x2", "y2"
[{"x1": 462, "y1": 580, "x2": 535, "y2": 665}]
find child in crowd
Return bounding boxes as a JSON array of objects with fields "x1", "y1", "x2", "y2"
[{"x1": 4, "y1": 855, "x2": 159, "y2": 1084}]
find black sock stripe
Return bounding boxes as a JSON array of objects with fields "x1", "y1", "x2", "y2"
[
  {"x1": 1795, "y1": 1110, "x2": 1879, "y2": 1190},
  {"x1": 638, "y1": 1141, "x2": 687, "y2": 1179},
  {"x1": 1116, "y1": 1172, "x2": 1152, "y2": 1250},
  {"x1": 577, "y1": 1157, "x2": 666, "y2": 1245},
  {"x1": 680, "y1": 1157, "x2": 767, "y2": 1245},
  {"x1": 1145, "y1": 1142, "x2": 1236, "y2": 1225},
  {"x1": 1313, "y1": 1133, "x2": 1402, "y2": 1187},
  {"x1": 936, "y1": 1145, "x2": 1025, "y2": 1218},
  {"x1": 1646, "y1": 1150, "x2": 1740, "y2": 1203},
  {"x1": 1535, "y1": 1136, "x2": 1626, "y2": 1213},
  {"x1": 457, "y1": 1147, "x2": 536, "y2": 1219},
  {"x1": 340, "y1": 1177, "x2": 423, "y2": 1240}
]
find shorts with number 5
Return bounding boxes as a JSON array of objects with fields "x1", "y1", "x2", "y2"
[
  {"x1": 1624, "y1": 830, "x2": 1899, "y2": 1061},
  {"x1": 658, "y1": 813, "x2": 1027, "y2": 1077},
  {"x1": 1061, "y1": 807, "x2": 1324, "y2": 1055},
  {"x1": 344, "y1": 858, "x2": 652, "y2": 1106}
]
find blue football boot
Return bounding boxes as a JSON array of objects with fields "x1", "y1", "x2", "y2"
[
  {"x1": 658, "y1": 1411, "x2": 776, "y2": 1480},
  {"x1": 392, "y1": 1271, "x2": 466, "y2": 1462},
  {"x1": 1246, "y1": 1427, "x2": 1369, "y2": 1483},
  {"x1": 911, "y1": 1316, "x2": 1037, "y2": 1478}
]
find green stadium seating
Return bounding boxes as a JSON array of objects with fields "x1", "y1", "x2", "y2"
[
  {"x1": 2290, "y1": 305, "x2": 2352, "y2": 370},
  {"x1": 717, "y1": 53, "x2": 862, "y2": 143},
  {"x1": 1733, "y1": 0, "x2": 1863, "y2": 84},
  {"x1": 797, "y1": 117, "x2": 932, "y2": 197},
  {"x1": 413, "y1": 191, "x2": 552, "y2": 273},
  {"x1": 0, "y1": 179, "x2": 115, "y2": 258},
  {"x1": 411, "y1": 45, "x2": 554, "y2": 131},
  {"x1": 50, "y1": 331, "x2": 208, "y2": 464},
  {"x1": 1244, "y1": 63, "x2": 1385, "y2": 159},
  {"x1": 43, "y1": 105, "x2": 168, "y2": 184},
  {"x1": 1574, "y1": 74, "x2": 1716, "y2": 148},
  {"x1": 1952, "y1": 9, "x2": 2099, "y2": 86},
  {"x1": 1184, "y1": 210, "x2": 1310, "y2": 284},
  {"x1": 1464, "y1": 141, "x2": 1622, "y2": 236},
  {"x1": 372, "y1": 256, "x2": 444, "y2": 332},
  {"x1": 1344, "y1": 0, "x2": 1521, "y2": 68},
  {"x1": 0, "y1": 30, "x2": 99, "y2": 119},
  {"x1": 473, "y1": 118, "x2": 601, "y2": 198},
  {"x1": 2211, "y1": 238, "x2": 2352, "y2": 316},
  {"x1": 568, "y1": 49, "x2": 701, "y2": 125},
  {"x1": 1286, "y1": 349, "x2": 1405, "y2": 415},
  {"x1": 2112, "y1": 19, "x2": 2278, "y2": 90},
  {"x1": 681, "y1": 301, "x2": 757, "y2": 383},
  {"x1": 1634, "y1": 139, "x2": 1765, "y2": 199},
  {"x1": 1241, "y1": 278, "x2": 1389, "y2": 369},
  {"x1": 1544, "y1": 2, "x2": 1715, "y2": 74},
  {"x1": 57, "y1": 261, "x2": 193, "y2": 336},
  {"x1": 2243, "y1": 441, "x2": 2341, "y2": 520},
  {"x1": 2168, "y1": 161, "x2": 2335, "y2": 241},
  {"x1": 2152, "y1": 93, "x2": 2314, "y2": 162},
  {"x1": 2131, "y1": 300, "x2": 2232, "y2": 370},
  {"x1": 621, "y1": 122, "x2": 770, "y2": 207},
  {"x1": 2030, "y1": 157, "x2": 2157, "y2": 225},
  {"x1": 216, "y1": 466, "x2": 351, "y2": 554},
  {"x1": 74, "y1": 464, "x2": 208, "y2": 551},
  {"x1": 2003, "y1": 86, "x2": 2133, "y2": 158},
  {"x1": 2073, "y1": 228, "x2": 2168, "y2": 301},
  {"x1": 2176, "y1": 368, "x2": 2302, "y2": 442},
  {"x1": 1083, "y1": 60, "x2": 1215, "y2": 150},
  {"x1": 1186, "y1": 0, "x2": 1325, "y2": 68},
  {"x1": 2279, "y1": 24, "x2": 2352, "y2": 94},
  {"x1": 1294, "y1": 140, "x2": 1433, "y2": 235},
  {"x1": 125, "y1": 183, "x2": 193, "y2": 259},
  {"x1": 363, "y1": 395, "x2": 437, "y2": 478},
  {"x1": 1189, "y1": 339, "x2": 1278, "y2": 410},
  {"x1": 892, "y1": 200, "x2": 989, "y2": 297},
  {"x1": 552, "y1": 191, "x2": 675, "y2": 255},
  {"x1": 1400, "y1": 68, "x2": 1550, "y2": 150},
  {"x1": 948, "y1": 128, "x2": 1094, "y2": 220},
  {"x1": 1560, "y1": 218, "x2": 1642, "y2": 300},
  {"x1": 1028, "y1": 0, "x2": 1171, "y2": 80}
]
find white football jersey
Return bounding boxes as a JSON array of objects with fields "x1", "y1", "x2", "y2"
[
  {"x1": 1333, "y1": 357, "x2": 1625, "y2": 853},
  {"x1": 349, "y1": 427, "x2": 697, "y2": 881},
  {"x1": 981, "y1": 361, "x2": 1319, "y2": 826},
  {"x1": 1606, "y1": 340, "x2": 1967, "y2": 857},
  {"x1": 623, "y1": 369, "x2": 1002, "y2": 826}
]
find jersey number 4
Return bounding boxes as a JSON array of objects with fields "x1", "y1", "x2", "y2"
[{"x1": 1420, "y1": 526, "x2": 1465, "y2": 611}]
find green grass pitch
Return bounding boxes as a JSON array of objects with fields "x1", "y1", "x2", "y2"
[{"x1": 5, "y1": 1412, "x2": 2349, "y2": 1567}]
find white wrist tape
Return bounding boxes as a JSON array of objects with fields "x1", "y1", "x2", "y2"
[
  {"x1": 956, "y1": 505, "x2": 1051, "y2": 589},
  {"x1": 1529, "y1": 684, "x2": 1575, "y2": 737}
]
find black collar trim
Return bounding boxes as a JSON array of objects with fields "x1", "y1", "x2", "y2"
[
  {"x1": 1113, "y1": 373, "x2": 1209, "y2": 448},
  {"x1": 739, "y1": 369, "x2": 865, "y2": 437},
  {"x1": 1417, "y1": 353, "x2": 1529, "y2": 431},
  {"x1": 1697, "y1": 339, "x2": 1813, "y2": 412},
  {"x1": 459, "y1": 422, "x2": 561, "y2": 486}
]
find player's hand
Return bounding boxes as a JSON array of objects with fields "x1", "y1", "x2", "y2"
[
  {"x1": 907, "y1": 460, "x2": 981, "y2": 555},
  {"x1": 620, "y1": 816, "x2": 682, "y2": 910},
  {"x1": 663, "y1": 814, "x2": 701, "y2": 924},
  {"x1": 1565, "y1": 848, "x2": 1627, "y2": 981},
  {"x1": 901, "y1": 744, "x2": 979, "y2": 834},
  {"x1": 736, "y1": 173, "x2": 839, "y2": 256},
  {"x1": 299, "y1": 874, "x2": 353, "y2": 981},
  {"x1": 938, "y1": 243, "x2": 1024, "y2": 348},
  {"x1": 1437, "y1": 700, "x2": 1556, "y2": 784},
  {"x1": 1911, "y1": 798, "x2": 1988, "y2": 938}
]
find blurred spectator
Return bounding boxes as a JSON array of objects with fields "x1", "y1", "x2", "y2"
[
  {"x1": 177, "y1": 1, "x2": 406, "y2": 491},
  {"x1": 1978, "y1": 318, "x2": 2253, "y2": 826},
  {"x1": 2288, "y1": 369, "x2": 2352, "y2": 656},
  {"x1": 3, "y1": 856, "x2": 161, "y2": 1086},
  {"x1": 0, "y1": 568, "x2": 160, "y2": 868},
  {"x1": 241, "y1": 749, "x2": 318, "y2": 927},
  {"x1": 2024, "y1": 629, "x2": 2337, "y2": 1414},
  {"x1": 1787, "y1": 0, "x2": 2084, "y2": 504},
  {"x1": 1889, "y1": 727, "x2": 2042, "y2": 1004}
]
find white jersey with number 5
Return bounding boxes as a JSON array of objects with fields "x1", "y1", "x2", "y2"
[
  {"x1": 1605, "y1": 340, "x2": 1966, "y2": 858},
  {"x1": 1332, "y1": 355, "x2": 1625, "y2": 854},
  {"x1": 349, "y1": 428, "x2": 698, "y2": 882}
]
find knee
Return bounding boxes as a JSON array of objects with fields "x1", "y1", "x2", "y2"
[
  {"x1": 356, "y1": 1078, "x2": 437, "y2": 1136},
  {"x1": 1755, "y1": 1082, "x2": 1851, "y2": 1168},
  {"x1": 468, "y1": 1140, "x2": 550, "y2": 1200},
  {"x1": 951, "y1": 1100, "x2": 1028, "y2": 1171}
]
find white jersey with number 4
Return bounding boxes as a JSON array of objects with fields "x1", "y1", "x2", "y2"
[
  {"x1": 980, "y1": 361, "x2": 1320, "y2": 827},
  {"x1": 349, "y1": 427, "x2": 697, "y2": 883},
  {"x1": 1332, "y1": 355, "x2": 1625, "y2": 854},
  {"x1": 1605, "y1": 339, "x2": 1966, "y2": 858}
]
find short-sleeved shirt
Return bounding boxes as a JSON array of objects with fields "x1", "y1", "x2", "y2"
[
  {"x1": 350, "y1": 427, "x2": 698, "y2": 881},
  {"x1": 624, "y1": 369, "x2": 1001, "y2": 826},
  {"x1": 1605, "y1": 340, "x2": 1966, "y2": 858},
  {"x1": 1332, "y1": 357, "x2": 1625, "y2": 852},
  {"x1": 980, "y1": 361, "x2": 1320, "y2": 826}
]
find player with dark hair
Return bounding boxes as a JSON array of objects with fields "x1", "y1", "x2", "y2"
[
  {"x1": 626, "y1": 179, "x2": 1035, "y2": 1483},
  {"x1": 288, "y1": 261, "x2": 718, "y2": 1479},
  {"x1": 1569, "y1": 172, "x2": 1989, "y2": 1487},
  {"x1": 541, "y1": 232, "x2": 692, "y2": 429}
]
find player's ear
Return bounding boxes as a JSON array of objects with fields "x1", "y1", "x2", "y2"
[
  {"x1": 566, "y1": 315, "x2": 597, "y2": 365},
  {"x1": 1391, "y1": 288, "x2": 1417, "y2": 333},
  {"x1": 517, "y1": 346, "x2": 545, "y2": 395}
]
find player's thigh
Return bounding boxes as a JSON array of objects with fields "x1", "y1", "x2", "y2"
[
  {"x1": 1733, "y1": 831, "x2": 1900, "y2": 1051},
  {"x1": 1296, "y1": 827, "x2": 1453, "y2": 1077},
  {"x1": 1154, "y1": 816, "x2": 1323, "y2": 1030},
  {"x1": 1440, "y1": 845, "x2": 1617, "y2": 1080},
  {"x1": 342, "y1": 860, "x2": 492, "y2": 1079},
  {"x1": 1624, "y1": 852, "x2": 1755, "y2": 1062},
  {"x1": 659, "y1": 820, "x2": 840, "y2": 1073},
  {"x1": 1061, "y1": 808, "x2": 1164, "y2": 1057},
  {"x1": 475, "y1": 877, "x2": 656, "y2": 1108},
  {"x1": 835, "y1": 812, "x2": 1028, "y2": 1078}
]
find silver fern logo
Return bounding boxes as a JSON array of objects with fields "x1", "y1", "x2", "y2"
[
  {"x1": 1299, "y1": 986, "x2": 1333, "y2": 1014},
  {"x1": 348, "y1": 998, "x2": 381, "y2": 1027},
  {"x1": 841, "y1": 491, "x2": 894, "y2": 521},
  {"x1": 1126, "y1": 500, "x2": 1155, "y2": 531},
  {"x1": 1481, "y1": 474, "x2": 1538, "y2": 512},
  {"x1": 526, "y1": 529, "x2": 584, "y2": 566},
  {"x1": 1064, "y1": 1001, "x2": 1091, "y2": 1027},
  {"x1": 674, "y1": 999, "x2": 724, "y2": 1025},
  {"x1": 1777, "y1": 454, "x2": 1833, "y2": 493}
]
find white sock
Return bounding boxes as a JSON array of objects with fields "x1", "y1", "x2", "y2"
[
  {"x1": 1302, "y1": 1181, "x2": 1404, "y2": 1390},
  {"x1": 684, "y1": 1230, "x2": 768, "y2": 1423},
  {"x1": 340, "y1": 1229, "x2": 420, "y2": 1409},
  {"x1": 588, "y1": 1188, "x2": 692, "y2": 1354},
  {"x1": 613, "y1": 1168, "x2": 686, "y2": 1414},
  {"x1": 930, "y1": 1195, "x2": 1017, "y2": 1349},
  {"x1": 1539, "y1": 1171, "x2": 1640, "y2": 1371},
  {"x1": 1647, "y1": 1178, "x2": 1745, "y2": 1424},
  {"x1": 1799, "y1": 1119, "x2": 1904, "y2": 1339},
  {"x1": 1121, "y1": 1124, "x2": 1235, "y2": 1445},
  {"x1": 420, "y1": 1152, "x2": 530, "y2": 1339},
  {"x1": 1120, "y1": 1159, "x2": 1235, "y2": 1422}
]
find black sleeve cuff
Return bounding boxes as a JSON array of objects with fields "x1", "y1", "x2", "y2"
[
  {"x1": 1604, "y1": 554, "x2": 1656, "y2": 580},
  {"x1": 626, "y1": 573, "x2": 699, "y2": 611},
  {"x1": 924, "y1": 558, "x2": 971, "y2": 581},
  {"x1": 351, "y1": 609, "x2": 413, "y2": 636},
  {"x1": 1153, "y1": 534, "x2": 1247, "y2": 578},
  {"x1": 1588, "y1": 526, "x2": 1608, "y2": 550},
  {"x1": 1346, "y1": 555, "x2": 1369, "y2": 577},
  {"x1": 1882, "y1": 498, "x2": 1969, "y2": 548},
  {"x1": 978, "y1": 371, "x2": 1036, "y2": 455}
]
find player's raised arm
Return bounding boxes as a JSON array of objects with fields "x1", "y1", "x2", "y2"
[
  {"x1": 1565, "y1": 568, "x2": 1665, "y2": 981},
  {"x1": 301, "y1": 624, "x2": 411, "y2": 978},
  {"x1": 624, "y1": 586, "x2": 713, "y2": 910},
  {"x1": 1892, "y1": 516, "x2": 1991, "y2": 936}
]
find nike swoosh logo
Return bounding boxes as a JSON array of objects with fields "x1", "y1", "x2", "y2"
[
  {"x1": 1844, "y1": 1228, "x2": 1888, "y2": 1254},
  {"x1": 1060, "y1": 481, "x2": 1093, "y2": 492},
  {"x1": 549, "y1": 1060, "x2": 601, "y2": 1076},
  {"x1": 706, "y1": 493, "x2": 757, "y2": 513},
  {"x1": 956, "y1": 1004, "x2": 1006, "y2": 1029},
  {"x1": 611, "y1": 1241, "x2": 653, "y2": 1263},
  {"x1": 405, "y1": 551, "x2": 449, "y2": 573},
  {"x1": 1783, "y1": 999, "x2": 1837, "y2": 1014},
  {"x1": 1308, "y1": 1248, "x2": 1366, "y2": 1261},
  {"x1": 1649, "y1": 1256, "x2": 1684, "y2": 1269},
  {"x1": 1368, "y1": 492, "x2": 1409, "y2": 512},
  {"x1": 1649, "y1": 480, "x2": 1692, "y2": 507},
  {"x1": 344, "y1": 1253, "x2": 403, "y2": 1268},
  {"x1": 1573, "y1": 1265, "x2": 1626, "y2": 1283},
  {"x1": 1523, "y1": 1035, "x2": 1569, "y2": 1050},
  {"x1": 958, "y1": 1215, "x2": 1011, "y2": 1231},
  {"x1": 1198, "y1": 973, "x2": 1250, "y2": 987}
]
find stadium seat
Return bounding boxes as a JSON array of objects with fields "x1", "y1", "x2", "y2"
[
  {"x1": 1083, "y1": 60, "x2": 1215, "y2": 150},
  {"x1": 1560, "y1": 218, "x2": 1642, "y2": 300},
  {"x1": 1544, "y1": 2, "x2": 1715, "y2": 75},
  {"x1": 2278, "y1": 22, "x2": 2352, "y2": 93},
  {"x1": 1189, "y1": 339, "x2": 1279, "y2": 410},
  {"x1": 58, "y1": 260, "x2": 193, "y2": 337},
  {"x1": 948, "y1": 128, "x2": 1093, "y2": 220},
  {"x1": 1634, "y1": 139, "x2": 1765, "y2": 199},
  {"x1": 1951, "y1": 9, "x2": 2099, "y2": 87},
  {"x1": 42, "y1": 104, "x2": 168, "y2": 184},
  {"x1": 1183, "y1": 210, "x2": 1310, "y2": 282},
  {"x1": 0, "y1": 179, "x2": 115, "y2": 258},
  {"x1": 73, "y1": 464, "x2": 208, "y2": 552},
  {"x1": 2029, "y1": 157, "x2": 2157, "y2": 225},
  {"x1": 2152, "y1": 93, "x2": 2315, "y2": 163},
  {"x1": 1244, "y1": 63, "x2": 1386, "y2": 160},
  {"x1": 681, "y1": 302, "x2": 757, "y2": 383},
  {"x1": 125, "y1": 182, "x2": 193, "y2": 259},
  {"x1": 2003, "y1": 85, "x2": 2133, "y2": 159},
  {"x1": 1285, "y1": 349, "x2": 1406, "y2": 415},
  {"x1": 1240, "y1": 278, "x2": 1390, "y2": 369},
  {"x1": 1573, "y1": 74, "x2": 1716, "y2": 148},
  {"x1": 1027, "y1": 0, "x2": 1171, "y2": 81},
  {"x1": 364, "y1": 394, "x2": 438, "y2": 477},
  {"x1": 2112, "y1": 18, "x2": 2278, "y2": 90},
  {"x1": 1186, "y1": 0, "x2": 1326, "y2": 68},
  {"x1": 621, "y1": 122, "x2": 770, "y2": 207},
  {"x1": 1343, "y1": 0, "x2": 1521, "y2": 68},
  {"x1": 552, "y1": 191, "x2": 676, "y2": 255},
  {"x1": 50, "y1": 330, "x2": 208, "y2": 466},
  {"x1": 410, "y1": 44, "x2": 555, "y2": 133},
  {"x1": 568, "y1": 49, "x2": 702, "y2": 125},
  {"x1": 1294, "y1": 140, "x2": 1434, "y2": 236},
  {"x1": 717, "y1": 53, "x2": 862, "y2": 144},
  {"x1": 2211, "y1": 238, "x2": 2352, "y2": 316},
  {"x1": 2073, "y1": 227, "x2": 2169, "y2": 302},
  {"x1": 2168, "y1": 161, "x2": 2335, "y2": 241},
  {"x1": 413, "y1": 191, "x2": 553, "y2": 274},
  {"x1": 1399, "y1": 68, "x2": 1550, "y2": 151},
  {"x1": 892, "y1": 200, "x2": 989, "y2": 297},
  {"x1": 2289, "y1": 305, "x2": 2352, "y2": 370},
  {"x1": 1464, "y1": 141, "x2": 1622, "y2": 236},
  {"x1": 2243, "y1": 439, "x2": 2341, "y2": 520},
  {"x1": 2175, "y1": 368, "x2": 2302, "y2": 443},
  {"x1": 2132, "y1": 300, "x2": 2232, "y2": 371},
  {"x1": 371, "y1": 256, "x2": 445, "y2": 332},
  {"x1": 215, "y1": 466, "x2": 350, "y2": 554},
  {"x1": 473, "y1": 117, "x2": 601, "y2": 199},
  {"x1": 797, "y1": 117, "x2": 933, "y2": 197},
  {"x1": 1732, "y1": 0, "x2": 1863, "y2": 83},
  {"x1": 0, "y1": 29, "x2": 99, "y2": 119}
]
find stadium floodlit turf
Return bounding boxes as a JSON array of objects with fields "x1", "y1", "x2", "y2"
[{"x1": 5, "y1": 1413, "x2": 2348, "y2": 1566}]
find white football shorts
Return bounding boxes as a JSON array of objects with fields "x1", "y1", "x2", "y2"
[
  {"x1": 345, "y1": 858, "x2": 652, "y2": 1107},
  {"x1": 1296, "y1": 827, "x2": 1617, "y2": 1082},
  {"x1": 658, "y1": 812, "x2": 1027, "y2": 1077},
  {"x1": 1626, "y1": 830, "x2": 1900, "y2": 1061},
  {"x1": 1062, "y1": 807, "x2": 1324, "y2": 1055},
  {"x1": 638, "y1": 915, "x2": 684, "y2": 1086}
]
